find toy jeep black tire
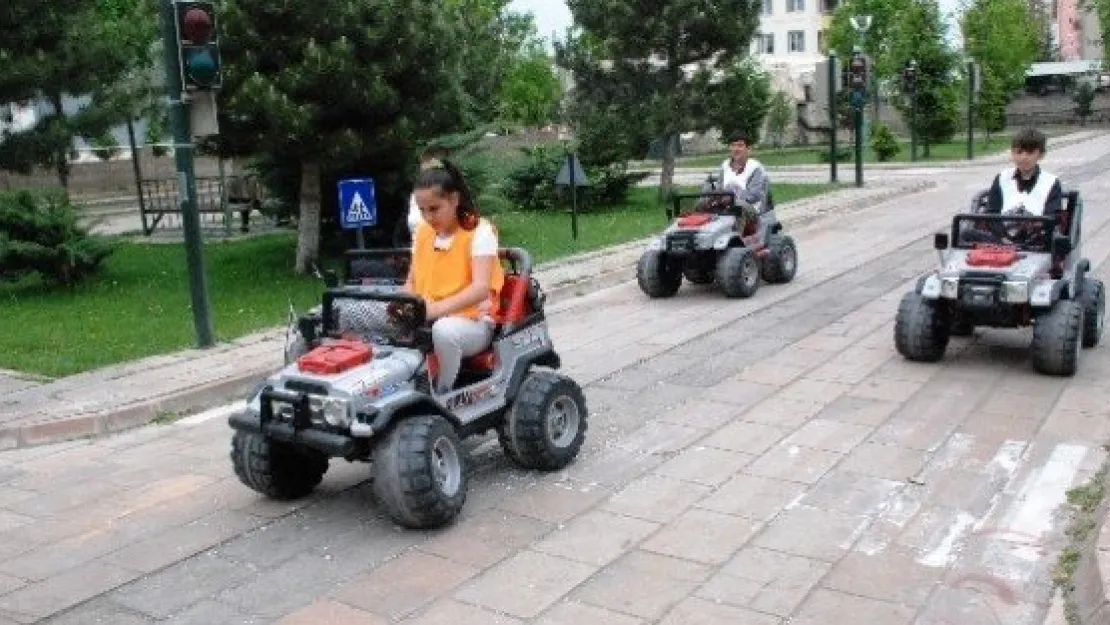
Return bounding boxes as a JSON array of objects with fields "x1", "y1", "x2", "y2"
[
  {"x1": 894, "y1": 292, "x2": 950, "y2": 362},
  {"x1": 1081, "y1": 277, "x2": 1105, "y2": 348},
  {"x1": 372, "y1": 414, "x2": 467, "y2": 530},
  {"x1": 231, "y1": 431, "x2": 329, "y2": 500},
  {"x1": 716, "y1": 247, "x2": 760, "y2": 298},
  {"x1": 761, "y1": 235, "x2": 798, "y2": 284},
  {"x1": 1032, "y1": 299, "x2": 1082, "y2": 376},
  {"x1": 500, "y1": 371, "x2": 588, "y2": 471},
  {"x1": 637, "y1": 250, "x2": 682, "y2": 298}
]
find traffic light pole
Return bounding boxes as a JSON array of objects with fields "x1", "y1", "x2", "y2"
[
  {"x1": 828, "y1": 53, "x2": 838, "y2": 184},
  {"x1": 910, "y1": 88, "x2": 917, "y2": 162},
  {"x1": 967, "y1": 61, "x2": 975, "y2": 161},
  {"x1": 159, "y1": 0, "x2": 215, "y2": 348},
  {"x1": 853, "y1": 104, "x2": 864, "y2": 187}
]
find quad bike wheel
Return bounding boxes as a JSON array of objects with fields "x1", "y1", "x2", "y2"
[
  {"x1": 716, "y1": 247, "x2": 760, "y2": 298},
  {"x1": 894, "y1": 292, "x2": 950, "y2": 362},
  {"x1": 1081, "y1": 277, "x2": 1105, "y2": 348},
  {"x1": 500, "y1": 371, "x2": 588, "y2": 471},
  {"x1": 231, "y1": 432, "x2": 329, "y2": 500},
  {"x1": 637, "y1": 250, "x2": 682, "y2": 298},
  {"x1": 372, "y1": 414, "x2": 467, "y2": 529},
  {"x1": 1031, "y1": 298, "x2": 1083, "y2": 376},
  {"x1": 761, "y1": 235, "x2": 798, "y2": 284}
]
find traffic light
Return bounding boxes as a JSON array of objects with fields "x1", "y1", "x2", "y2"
[
  {"x1": 902, "y1": 60, "x2": 918, "y2": 94},
  {"x1": 174, "y1": 1, "x2": 222, "y2": 90},
  {"x1": 849, "y1": 53, "x2": 868, "y2": 91}
]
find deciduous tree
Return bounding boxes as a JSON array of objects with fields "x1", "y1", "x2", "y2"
[{"x1": 961, "y1": 0, "x2": 1039, "y2": 134}]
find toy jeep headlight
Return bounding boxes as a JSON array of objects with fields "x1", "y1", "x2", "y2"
[
  {"x1": 1001, "y1": 281, "x2": 1030, "y2": 303},
  {"x1": 308, "y1": 396, "x2": 351, "y2": 427},
  {"x1": 940, "y1": 277, "x2": 959, "y2": 299}
]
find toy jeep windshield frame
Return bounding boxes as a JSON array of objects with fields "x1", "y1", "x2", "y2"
[{"x1": 948, "y1": 213, "x2": 1061, "y2": 254}]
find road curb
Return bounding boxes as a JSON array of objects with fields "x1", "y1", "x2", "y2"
[{"x1": 0, "y1": 179, "x2": 933, "y2": 450}]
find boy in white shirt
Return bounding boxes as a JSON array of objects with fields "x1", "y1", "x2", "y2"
[
  {"x1": 985, "y1": 128, "x2": 1063, "y2": 217},
  {"x1": 717, "y1": 133, "x2": 770, "y2": 230}
]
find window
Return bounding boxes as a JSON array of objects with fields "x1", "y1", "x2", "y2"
[
  {"x1": 787, "y1": 0, "x2": 805, "y2": 12},
  {"x1": 753, "y1": 33, "x2": 775, "y2": 55},
  {"x1": 762, "y1": 0, "x2": 773, "y2": 14},
  {"x1": 820, "y1": 0, "x2": 838, "y2": 13},
  {"x1": 818, "y1": 29, "x2": 828, "y2": 53},
  {"x1": 788, "y1": 30, "x2": 805, "y2": 53}
]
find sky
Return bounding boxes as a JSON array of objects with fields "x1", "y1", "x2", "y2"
[{"x1": 507, "y1": 0, "x2": 964, "y2": 46}]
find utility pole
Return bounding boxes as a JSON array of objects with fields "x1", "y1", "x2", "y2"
[{"x1": 158, "y1": 0, "x2": 219, "y2": 347}]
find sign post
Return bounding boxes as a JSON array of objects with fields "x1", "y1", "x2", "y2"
[
  {"x1": 337, "y1": 178, "x2": 378, "y2": 248},
  {"x1": 555, "y1": 150, "x2": 591, "y2": 241}
]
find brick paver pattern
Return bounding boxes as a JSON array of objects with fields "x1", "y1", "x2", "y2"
[{"x1": 0, "y1": 133, "x2": 1108, "y2": 624}]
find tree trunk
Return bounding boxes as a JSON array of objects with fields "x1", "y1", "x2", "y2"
[
  {"x1": 658, "y1": 133, "x2": 677, "y2": 202},
  {"x1": 49, "y1": 93, "x2": 70, "y2": 191},
  {"x1": 294, "y1": 161, "x2": 322, "y2": 275}
]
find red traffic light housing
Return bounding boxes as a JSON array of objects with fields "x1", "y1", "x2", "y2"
[
  {"x1": 849, "y1": 54, "x2": 868, "y2": 90},
  {"x1": 173, "y1": 0, "x2": 222, "y2": 91},
  {"x1": 902, "y1": 61, "x2": 918, "y2": 93}
]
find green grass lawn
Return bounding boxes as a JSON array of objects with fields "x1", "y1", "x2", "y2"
[
  {"x1": 672, "y1": 136, "x2": 1013, "y2": 168},
  {"x1": 1, "y1": 182, "x2": 836, "y2": 377}
]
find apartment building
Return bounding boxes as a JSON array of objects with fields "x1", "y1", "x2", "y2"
[{"x1": 750, "y1": 0, "x2": 837, "y2": 68}]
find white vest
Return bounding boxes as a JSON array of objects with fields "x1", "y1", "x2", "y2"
[
  {"x1": 720, "y1": 158, "x2": 764, "y2": 192},
  {"x1": 999, "y1": 167, "x2": 1057, "y2": 216}
]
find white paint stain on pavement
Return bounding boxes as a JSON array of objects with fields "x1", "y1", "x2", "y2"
[{"x1": 919, "y1": 511, "x2": 978, "y2": 567}]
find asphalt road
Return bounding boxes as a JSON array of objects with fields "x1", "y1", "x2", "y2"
[{"x1": 3, "y1": 133, "x2": 1110, "y2": 624}]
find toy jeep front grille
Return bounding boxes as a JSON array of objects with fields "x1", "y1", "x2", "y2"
[
  {"x1": 958, "y1": 275, "x2": 1004, "y2": 308},
  {"x1": 286, "y1": 380, "x2": 329, "y2": 396},
  {"x1": 666, "y1": 232, "x2": 697, "y2": 252}
]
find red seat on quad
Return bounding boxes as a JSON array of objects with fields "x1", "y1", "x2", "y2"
[{"x1": 462, "y1": 272, "x2": 535, "y2": 373}]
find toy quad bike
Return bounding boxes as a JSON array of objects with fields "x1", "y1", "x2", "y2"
[
  {"x1": 895, "y1": 189, "x2": 1105, "y2": 376},
  {"x1": 229, "y1": 247, "x2": 589, "y2": 529},
  {"x1": 636, "y1": 176, "x2": 797, "y2": 299}
]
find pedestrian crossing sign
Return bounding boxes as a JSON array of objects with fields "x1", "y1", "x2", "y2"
[{"x1": 337, "y1": 178, "x2": 378, "y2": 229}]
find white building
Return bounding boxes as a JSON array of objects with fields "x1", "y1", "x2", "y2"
[{"x1": 749, "y1": 0, "x2": 838, "y2": 100}]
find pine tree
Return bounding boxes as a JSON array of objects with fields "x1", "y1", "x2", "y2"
[
  {"x1": 217, "y1": 0, "x2": 470, "y2": 273},
  {"x1": 0, "y1": 0, "x2": 155, "y2": 190},
  {"x1": 557, "y1": 0, "x2": 763, "y2": 198}
]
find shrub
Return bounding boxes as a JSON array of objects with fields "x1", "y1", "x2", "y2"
[
  {"x1": 503, "y1": 144, "x2": 565, "y2": 211},
  {"x1": 871, "y1": 123, "x2": 902, "y2": 162},
  {"x1": 0, "y1": 190, "x2": 116, "y2": 286},
  {"x1": 504, "y1": 145, "x2": 649, "y2": 211}
]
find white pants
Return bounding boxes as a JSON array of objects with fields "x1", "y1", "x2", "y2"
[{"x1": 432, "y1": 316, "x2": 494, "y2": 393}]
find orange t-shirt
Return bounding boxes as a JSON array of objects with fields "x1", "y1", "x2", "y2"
[{"x1": 410, "y1": 219, "x2": 505, "y2": 320}]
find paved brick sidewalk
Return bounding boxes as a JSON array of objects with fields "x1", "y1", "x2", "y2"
[
  {"x1": 0, "y1": 134, "x2": 1104, "y2": 623},
  {"x1": 0, "y1": 180, "x2": 931, "y2": 450}
]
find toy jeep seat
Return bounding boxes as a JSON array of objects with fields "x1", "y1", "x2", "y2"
[{"x1": 461, "y1": 249, "x2": 541, "y2": 374}]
